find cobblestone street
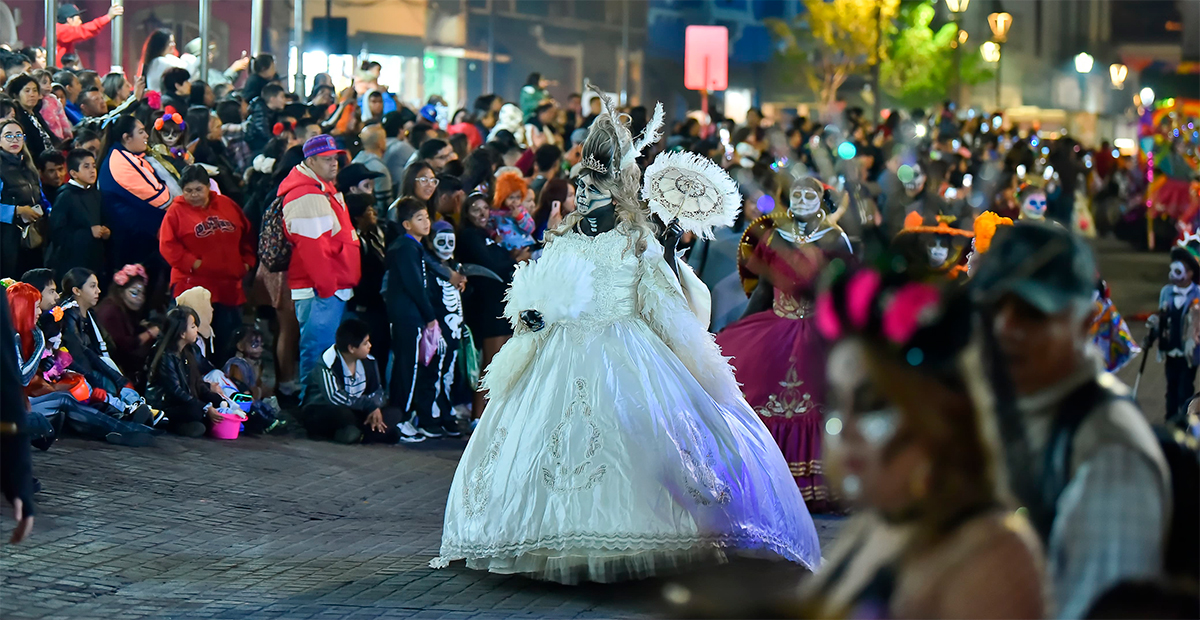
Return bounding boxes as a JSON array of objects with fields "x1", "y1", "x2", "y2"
[{"x1": 1, "y1": 431, "x2": 844, "y2": 619}]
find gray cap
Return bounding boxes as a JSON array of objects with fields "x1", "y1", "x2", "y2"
[{"x1": 971, "y1": 220, "x2": 1096, "y2": 315}]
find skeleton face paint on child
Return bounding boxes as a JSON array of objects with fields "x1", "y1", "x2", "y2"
[
  {"x1": 432, "y1": 229, "x2": 456, "y2": 261},
  {"x1": 1170, "y1": 261, "x2": 1191, "y2": 286},
  {"x1": 1020, "y1": 191, "x2": 1047, "y2": 220},
  {"x1": 928, "y1": 237, "x2": 950, "y2": 267},
  {"x1": 161, "y1": 125, "x2": 183, "y2": 148}
]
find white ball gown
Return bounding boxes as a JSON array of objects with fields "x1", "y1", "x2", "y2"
[{"x1": 431, "y1": 225, "x2": 822, "y2": 583}]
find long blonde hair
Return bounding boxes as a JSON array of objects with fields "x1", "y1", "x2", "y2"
[{"x1": 545, "y1": 85, "x2": 656, "y2": 256}]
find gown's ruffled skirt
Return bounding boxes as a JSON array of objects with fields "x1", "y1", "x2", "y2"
[
  {"x1": 433, "y1": 318, "x2": 822, "y2": 584},
  {"x1": 716, "y1": 305, "x2": 833, "y2": 511}
]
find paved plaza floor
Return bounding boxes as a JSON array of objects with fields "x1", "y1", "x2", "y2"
[{"x1": 1, "y1": 432, "x2": 844, "y2": 619}]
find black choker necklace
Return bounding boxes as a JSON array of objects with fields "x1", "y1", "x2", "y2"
[{"x1": 578, "y1": 204, "x2": 617, "y2": 237}]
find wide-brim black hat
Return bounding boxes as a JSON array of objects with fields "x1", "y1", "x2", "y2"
[{"x1": 1169, "y1": 247, "x2": 1200, "y2": 284}]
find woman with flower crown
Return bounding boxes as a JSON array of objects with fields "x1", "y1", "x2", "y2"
[
  {"x1": 714, "y1": 176, "x2": 852, "y2": 512},
  {"x1": 431, "y1": 88, "x2": 821, "y2": 584}
]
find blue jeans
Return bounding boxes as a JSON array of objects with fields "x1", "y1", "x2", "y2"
[
  {"x1": 28, "y1": 392, "x2": 156, "y2": 441},
  {"x1": 296, "y1": 295, "x2": 346, "y2": 386}
]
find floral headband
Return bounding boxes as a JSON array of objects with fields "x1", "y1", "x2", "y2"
[
  {"x1": 815, "y1": 259, "x2": 945, "y2": 349},
  {"x1": 154, "y1": 110, "x2": 185, "y2": 133},
  {"x1": 113, "y1": 264, "x2": 147, "y2": 287}
]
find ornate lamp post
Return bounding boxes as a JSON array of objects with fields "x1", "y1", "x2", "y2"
[
  {"x1": 1109, "y1": 63, "x2": 1128, "y2": 89},
  {"x1": 1075, "y1": 52, "x2": 1094, "y2": 112},
  {"x1": 987, "y1": 12, "x2": 1011, "y2": 110},
  {"x1": 946, "y1": 0, "x2": 970, "y2": 106}
]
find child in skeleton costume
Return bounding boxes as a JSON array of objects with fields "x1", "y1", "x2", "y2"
[
  {"x1": 1149, "y1": 244, "x2": 1200, "y2": 428},
  {"x1": 432, "y1": 89, "x2": 821, "y2": 583},
  {"x1": 712, "y1": 177, "x2": 851, "y2": 511},
  {"x1": 425, "y1": 220, "x2": 465, "y2": 435}
]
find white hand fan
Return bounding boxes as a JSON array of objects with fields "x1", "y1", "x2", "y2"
[{"x1": 641, "y1": 150, "x2": 740, "y2": 240}]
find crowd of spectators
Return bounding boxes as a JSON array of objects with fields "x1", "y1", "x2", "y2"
[{"x1": 0, "y1": 18, "x2": 1196, "y2": 618}]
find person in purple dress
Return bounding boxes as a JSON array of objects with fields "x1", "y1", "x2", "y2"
[{"x1": 715, "y1": 176, "x2": 851, "y2": 511}]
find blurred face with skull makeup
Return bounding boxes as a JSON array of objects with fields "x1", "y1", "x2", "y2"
[
  {"x1": 1019, "y1": 191, "x2": 1047, "y2": 221},
  {"x1": 431, "y1": 228, "x2": 456, "y2": 261},
  {"x1": 788, "y1": 179, "x2": 824, "y2": 221}
]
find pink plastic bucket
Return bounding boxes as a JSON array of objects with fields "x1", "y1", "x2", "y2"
[{"x1": 209, "y1": 411, "x2": 246, "y2": 440}]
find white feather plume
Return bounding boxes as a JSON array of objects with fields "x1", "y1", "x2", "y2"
[
  {"x1": 483, "y1": 252, "x2": 597, "y2": 400},
  {"x1": 621, "y1": 101, "x2": 665, "y2": 169},
  {"x1": 479, "y1": 332, "x2": 539, "y2": 399},
  {"x1": 641, "y1": 150, "x2": 740, "y2": 239},
  {"x1": 502, "y1": 253, "x2": 596, "y2": 327}
]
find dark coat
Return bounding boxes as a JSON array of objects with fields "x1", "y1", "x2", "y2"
[
  {"x1": 47, "y1": 182, "x2": 106, "y2": 277},
  {"x1": 59, "y1": 301, "x2": 128, "y2": 390},
  {"x1": 456, "y1": 224, "x2": 516, "y2": 339},
  {"x1": 385, "y1": 234, "x2": 436, "y2": 327},
  {"x1": 0, "y1": 151, "x2": 43, "y2": 277},
  {"x1": 145, "y1": 348, "x2": 222, "y2": 424},
  {"x1": 244, "y1": 97, "x2": 276, "y2": 155},
  {"x1": 12, "y1": 105, "x2": 55, "y2": 160},
  {"x1": 0, "y1": 299, "x2": 35, "y2": 516}
]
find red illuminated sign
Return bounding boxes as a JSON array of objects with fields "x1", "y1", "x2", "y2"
[{"x1": 684, "y1": 25, "x2": 728, "y2": 91}]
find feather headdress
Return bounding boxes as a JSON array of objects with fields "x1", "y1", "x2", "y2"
[{"x1": 579, "y1": 81, "x2": 664, "y2": 179}]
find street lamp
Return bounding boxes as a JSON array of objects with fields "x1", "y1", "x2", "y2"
[
  {"x1": 1109, "y1": 63, "x2": 1128, "y2": 89},
  {"x1": 947, "y1": 0, "x2": 970, "y2": 106},
  {"x1": 1140, "y1": 86, "x2": 1155, "y2": 107},
  {"x1": 1074, "y1": 53, "x2": 1094, "y2": 112},
  {"x1": 988, "y1": 12, "x2": 1012, "y2": 42},
  {"x1": 987, "y1": 12, "x2": 1012, "y2": 111},
  {"x1": 1074, "y1": 52, "x2": 1094, "y2": 74},
  {"x1": 981, "y1": 41, "x2": 1001, "y2": 63}
]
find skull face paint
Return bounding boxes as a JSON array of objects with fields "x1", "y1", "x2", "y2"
[
  {"x1": 432, "y1": 230, "x2": 456, "y2": 261},
  {"x1": 1170, "y1": 260, "x2": 1191, "y2": 286},
  {"x1": 1020, "y1": 191, "x2": 1047, "y2": 220},
  {"x1": 789, "y1": 178, "x2": 825, "y2": 219},
  {"x1": 928, "y1": 237, "x2": 950, "y2": 267},
  {"x1": 789, "y1": 187, "x2": 822, "y2": 218},
  {"x1": 574, "y1": 173, "x2": 613, "y2": 215}
]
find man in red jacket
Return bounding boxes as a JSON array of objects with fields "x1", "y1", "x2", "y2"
[
  {"x1": 281, "y1": 135, "x2": 363, "y2": 383},
  {"x1": 48, "y1": 3, "x2": 123, "y2": 67}
]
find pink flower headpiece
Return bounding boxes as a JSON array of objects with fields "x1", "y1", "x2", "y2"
[
  {"x1": 113, "y1": 264, "x2": 147, "y2": 287},
  {"x1": 815, "y1": 266, "x2": 942, "y2": 348}
]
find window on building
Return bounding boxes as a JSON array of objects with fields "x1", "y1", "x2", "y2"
[
  {"x1": 753, "y1": 0, "x2": 786, "y2": 20},
  {"x1": 518, "y1": 0, "x2": 567, "y2": 16},
  {"x1": 574, "y1": 0, "x2": 606, "y2": 22}
]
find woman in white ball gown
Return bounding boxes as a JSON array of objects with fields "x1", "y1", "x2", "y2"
[{"x1": 431, "y1": 89, "x2": 821, "y2": 584}]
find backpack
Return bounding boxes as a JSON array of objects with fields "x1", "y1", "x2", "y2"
[
  {"x1": 1039, "y1": 377, "x2": 1200, "y2": 581},
  {"x1": 258, "y1": 195, "x2": 292, "y2": 272}
]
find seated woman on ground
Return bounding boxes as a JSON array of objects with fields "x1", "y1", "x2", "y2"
[
  {"x1": 92, "y1": 264, "x2": 158, "y2": 389},
  {"x1": 58, "y1": 267, "x2": 156, "y2": 421}
]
